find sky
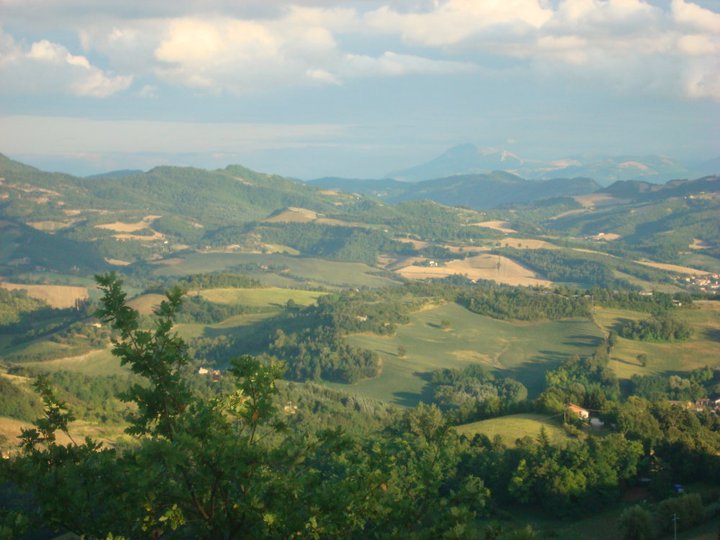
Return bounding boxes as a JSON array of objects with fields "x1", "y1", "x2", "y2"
[{"x1": 0, "y1": 0, "x2": 718, "y2": 178}]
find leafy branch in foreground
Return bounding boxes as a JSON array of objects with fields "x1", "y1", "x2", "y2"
[{"x1": 3, "y1": 272, "x2": 486, "y2": 538}]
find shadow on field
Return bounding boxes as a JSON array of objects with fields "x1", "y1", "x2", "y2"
[
  {"x1": 392, "y1": 377, "x2": 436, "y2": 407},
  {"x1": 504, "y1": 354, "x2": 571, "y2": 398},
  {"x1": 612, "y1": 318, "x2": 634, "y2": 333},
  {"x1": 537, "y1": 350, "x2": 569, "y2": 363},
  {"x1": 703, "y1": 327, "x2": 720, "y2": 342},
  {"x1": 562, "y1": 334, "x2": 603, "y2": 348},
  {"x1": 611, "y1": 357, "x2": 640, "y2": 367}
]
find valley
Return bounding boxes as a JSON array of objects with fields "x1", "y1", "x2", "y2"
[{"x1": 1, "y1": 154, "x2": 719, "y2": 539}]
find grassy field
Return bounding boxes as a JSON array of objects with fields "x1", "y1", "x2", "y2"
[
  {"x1": 0, "y1": 416, "x2": 128, "y2": 454},
  {"x1": 152, "y1": 252, "x2": 399, "y2": 288},
  {"x1": 337, "y1": 303, "x2": 603, "y2": 406},
  {"x1": 593, "y1": 302, "x2": 720, "y2": 380},
  {"x1": 612, "y1": 270, "x2": 682, "y2": 293},
  {"x1": 0, "y1": 282, "x2": 89, "y2": 308},
  {"x1": 396, "y1": 254, "x2": 552, "y2": 287},
  {"x1": 455, "y1": 413, "x2": 570, "y2": 446},
  {"x1": 22, "y1": 349, "x2": 126, "y2": 376},
  {"x1": 197, "y1": 287, "x2": 326, "y2": 307},
  {"x1": 127, "y1": 293, "x2": 167, "y2": 314},
  {"x1": 174, "y1": 312, "x2": 277, "y2": 341},
  {"x1": 635, "y1": 259, "x2": 709, "y2": 276}
]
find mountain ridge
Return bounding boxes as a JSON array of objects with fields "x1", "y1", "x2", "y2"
[{"x1": 385, "y1": 144, "x2": 716, "y2": 185}]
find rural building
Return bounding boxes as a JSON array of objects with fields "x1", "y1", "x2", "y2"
[{"x1": 567, "y1": 404, "x2": 590, "y2": 420}]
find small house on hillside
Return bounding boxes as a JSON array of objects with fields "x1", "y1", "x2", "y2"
[{"x1": 567, "y1": 403, "x2": 589, "y2": 420}]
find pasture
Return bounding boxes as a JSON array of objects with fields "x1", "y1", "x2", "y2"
[
  {"x1": 21, "y1": 349, "x2": 126, "y2": 376},
  {"x1": 0, "y1": 416, "x2": 127, "y2": 454},
  {"x1": 340, "y1": 302, "x2": 603, "y2": 406},
  {"x1": 496, "y1": 238, "x2": 558, "y2": 249},
  {"x1": 455, "y1": 413, "x2": 570, "y2": 446},
  {"x1": 635, "y1": 259, "x2": 709, "y2": 276},
  {"x1": 197, "y1": 287, "x2": 325, "y2": 308},
  {"x1": 174, "y1": 312, "x2": 277, "y2": 341},
  {"x1": 395, "y1": 254, "x2": 552, "y2": 287},
  {"x1": 128, "y1": 293, "x2": 167, "y2": 315},
  {"x1": 152, "y1": 252, "x2": 399, "y2": 288},
  {"x1": 0, "y1": 282, "x2": 89, "y2": 308},
  {"x1": 573, "y1": 193, "x2": 616, "y2": 208},
  {"x1": 95, "y1": 215, "x2": 161, "y2": 233},
  {"x1": 263, "y1": 207, "x2": 318, "y2": 223},
  {"x1": 593, "y1": 302, "x2": 720, "y2": 380},
  {"x1": 472, "y1": 220, "x2": 517, "y2": 233}
]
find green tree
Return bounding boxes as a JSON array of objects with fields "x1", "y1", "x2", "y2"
[
  {"x1": 619, "y1": 505, "x2": 655, "y2": 540},
  {"x1": 5, "y1": 273, "x2": 486, "y2": 538}
]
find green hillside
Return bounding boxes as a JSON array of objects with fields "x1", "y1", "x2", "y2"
[{"x1": 341, "y1": 302, "x2": 603, "y2": 405}]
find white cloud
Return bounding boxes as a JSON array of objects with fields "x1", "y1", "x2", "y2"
[
  {"x1": 3, "y1": 0, "x2": 720, "y2": 101},
  {"x1": 678, "y1": 34, "x2": 720, "y2": 56},
  {"x1": 365, "y1": 0, "x2": 553, "y2": 47},
  {"x1": 684, "y1": 63, "x2": 720, "y2": 100},
  {"x1": 341, "y1": 51, "x2": 476, "y2": 78},
  {"x1": 138, "y1": 84, "x2": 159, "y2": 98},
  {"x1": 0, "y1": 28, "x2": 132, "y2": 97},
  {"x1": 145, "y1": 10, "x2": 477, "y2": 93},
  {"x1": 554, "y1": 0, "x2": 658, "y2": 26},
  {"x1": 672, "y1": 0, "x2": 720, "y2": 33},
  {"x1": 306, "y1": 68, "x2": 341, "y2": 85}
]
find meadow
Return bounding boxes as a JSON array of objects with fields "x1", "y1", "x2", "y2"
[
  {"x1": 340, "y1": 302, "x2": 603, "y2": 406},
  {"x1": 455, "y1": 413, "x2": 570, "y2": 446},
  {"x1": 0, "y1": 415, "x2": 127, "y2": 454},
  {"x1": 21, "y1": 349, "x2": 125, "y2": 376},
  {"x1": 0, "y1": 282, "x2": 88, "y2": 308},
  {"x1": 395, "y1": 254, "x2": 552, "y2": 287},
  {"x1": 152, "y1": 252, "x2": 399, "y2": 288},
  {"x1": 593, "y1": 301, "x2": 720, "y2": 380},
  {"x1": 197, "y1": 287, "x2": 325, "y2": 307}
]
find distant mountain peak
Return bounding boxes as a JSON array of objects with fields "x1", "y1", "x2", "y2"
[
  {"x1": 387, "y1": 144, "x2": 712, "y2": 185},
  {"x1": 387, "y1": 144, "x2": 524, "y2": 182}
]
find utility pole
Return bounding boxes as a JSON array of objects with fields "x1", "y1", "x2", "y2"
[{"x1": 672, "y1": 512, "x2": 678, "y2": 540}]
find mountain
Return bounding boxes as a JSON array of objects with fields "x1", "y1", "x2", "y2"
[
  {"x1": 308, "y1": 177, "x2": 408, "y2": 198},
  {"x1": 600, "y1": 175, "x2": 720, "y2": 201},
  {"x1": 529, "y1": 155, "x2": 692, "y2": 184},
  {"x1": 387, "y1": 144, "x2": 702, "y2": 185},
  {"x1": 0, "y1": 154, "x2": 359, "y2": 274},
  {"x1": 388, "y1": 144, "x2": 525, "y2": 181},
  {"x1": 545, "y1": 175, "x2": 720, "y2": 260},
  {"x1": 314, "y1": 170, "x2": 601, "y2": 210},
  {"x1": 86, "y1": 169, "x2": 145, "y2": 179},
  {"x1": 695, "y1": 156, "x2": 720, "y2": 177},
  {"x1": 2, "y1": 152, "x2": 716, "y2": 278}
]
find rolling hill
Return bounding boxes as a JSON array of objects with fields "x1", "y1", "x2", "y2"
[{"x1": 311, "y1": 171, "x2": 601, "y2": 210}]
